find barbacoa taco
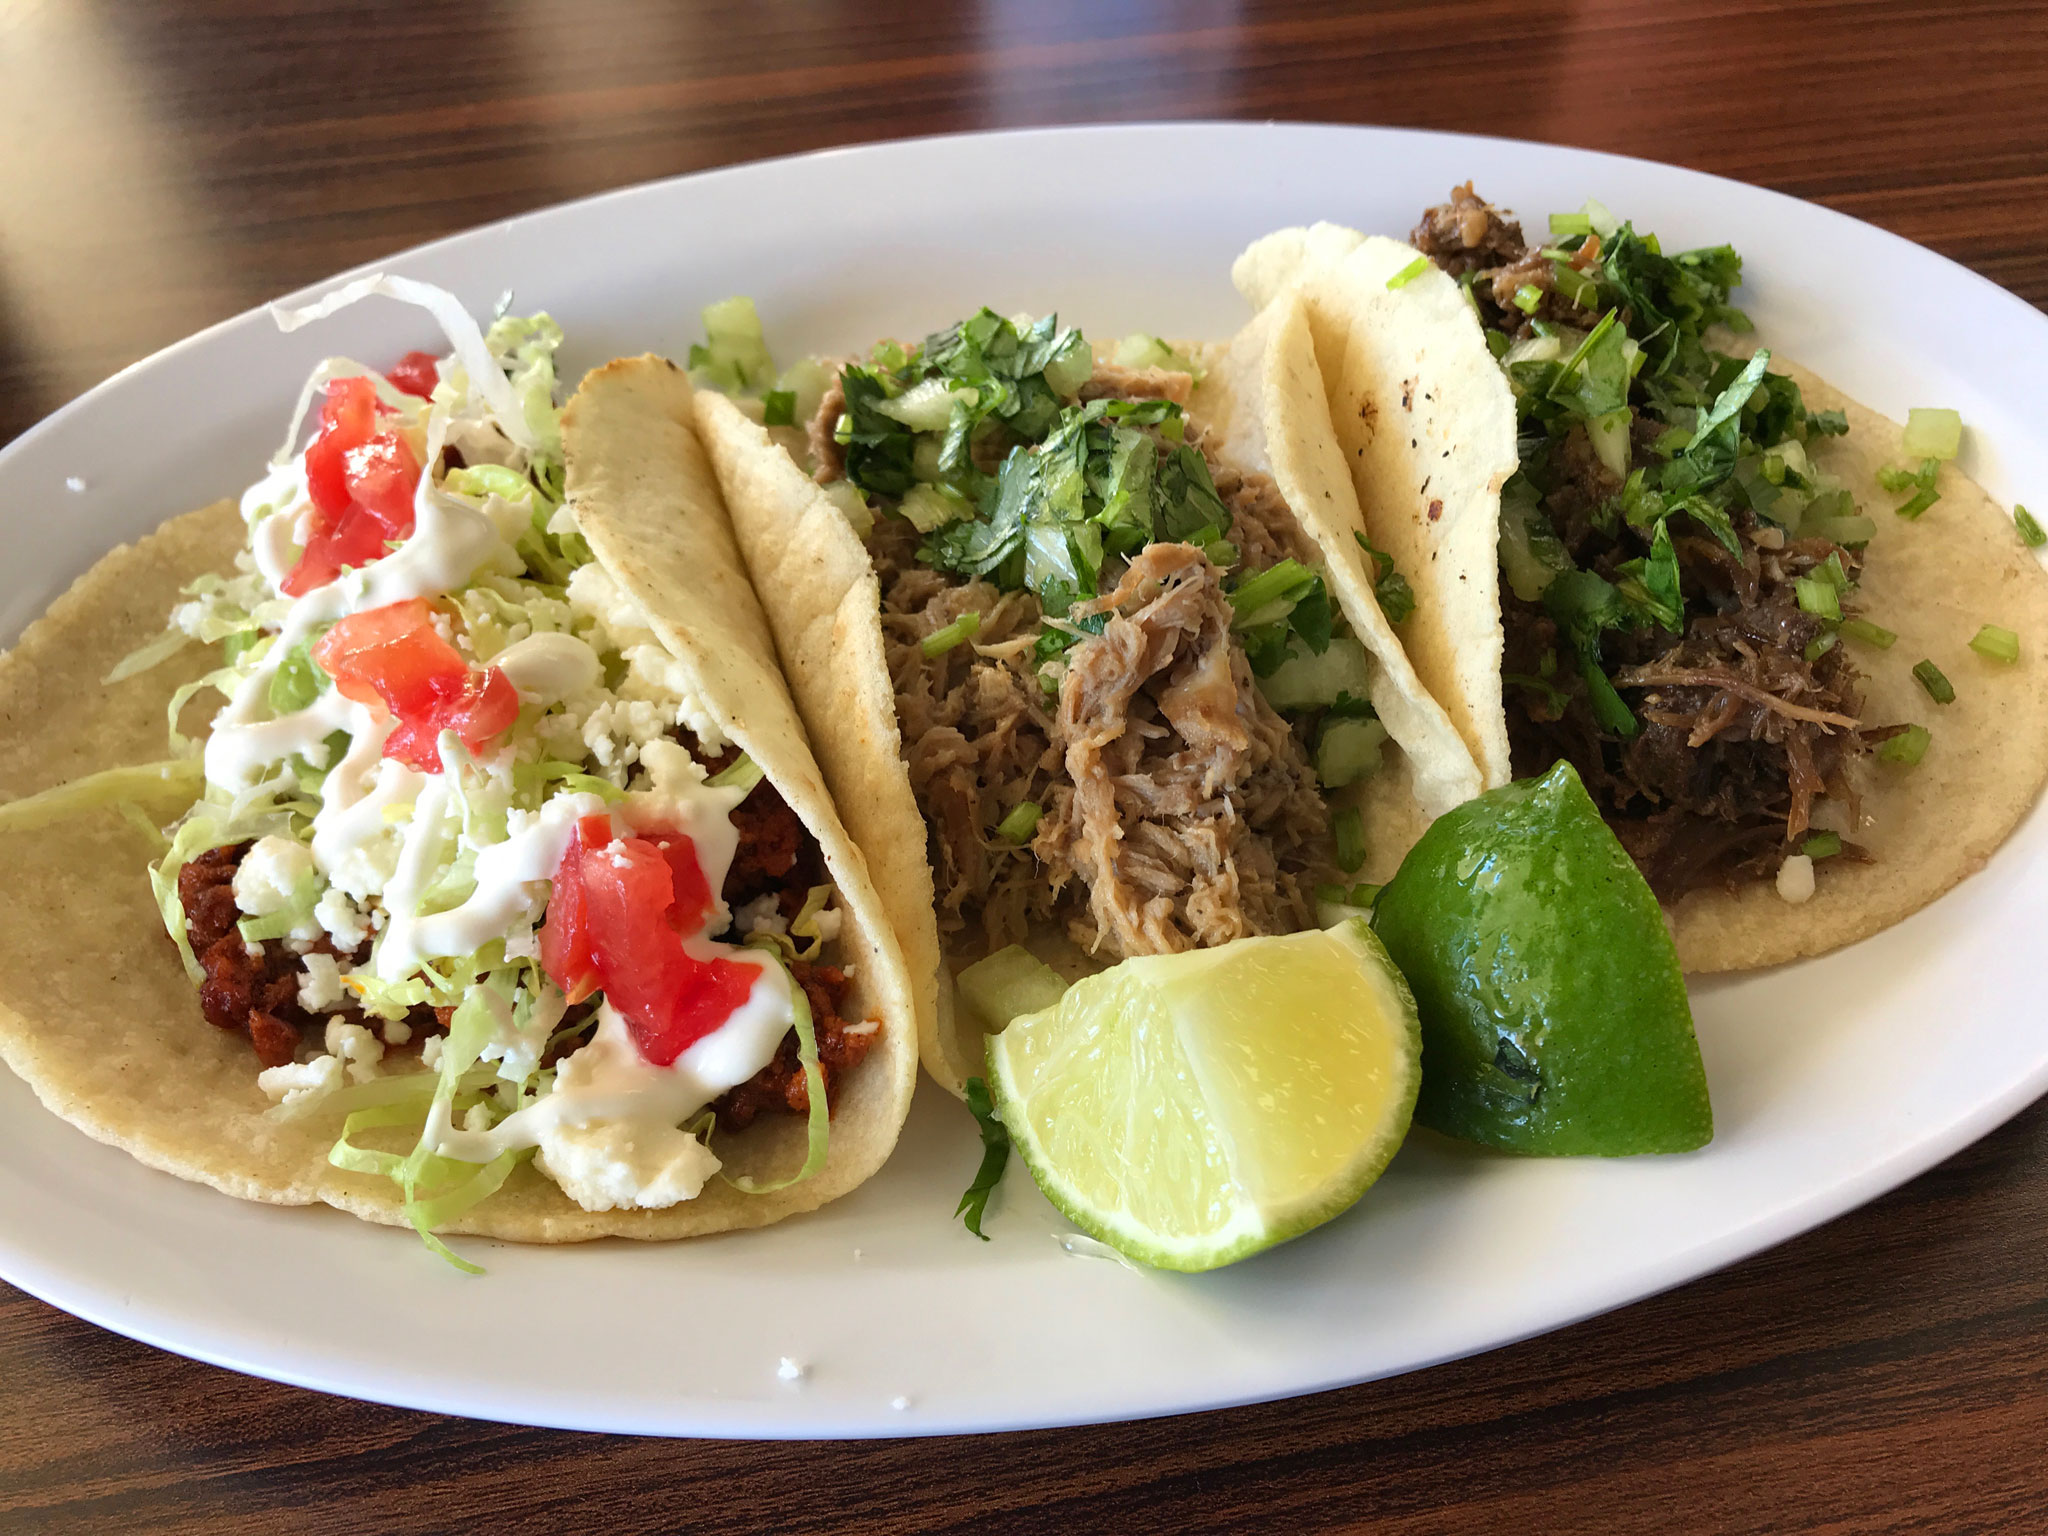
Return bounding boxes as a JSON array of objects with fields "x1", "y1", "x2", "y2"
[
  {"x1": 0, "y1": 284, "x2": 916, "y2": 1260},
  {"x1": 1235, "y1": 189, "x2": 2048, "y2": 968},
  {"x1": 684, "y1": 296, "x2": 1481, "y2": 1093}
]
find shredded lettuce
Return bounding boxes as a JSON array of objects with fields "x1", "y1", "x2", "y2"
[
  {"x1": 270, "y1": 273, "x2": 538, "y2": 456},
  {"x1": 104, "y1": 628, "x2": 195, "y2": 685},
  {"x1": 0, "y1": 759, "x2": 203, "y2": 836},
  {"x1": 150, "y1": 812, "x2": 245, "y2": 981},
  {"x1": 167, "y1": 665, "x2": 241, "y2": 758},
  {"x1": 724, "y1": 947, "x2": 827, "y2": 1194}
]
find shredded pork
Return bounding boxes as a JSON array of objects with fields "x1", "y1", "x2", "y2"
[{"x1": 862, "y1": 370, "x2": 1333, "y2": 961}]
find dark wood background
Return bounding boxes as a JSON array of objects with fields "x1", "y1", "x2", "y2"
[{"x1": 4, "y1": 1, "x2": 2045, "y2": 1529}]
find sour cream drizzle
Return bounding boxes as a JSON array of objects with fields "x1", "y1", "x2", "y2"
[{"x1": 200, "y1": 283, "x2": 798, "y2": 1210}]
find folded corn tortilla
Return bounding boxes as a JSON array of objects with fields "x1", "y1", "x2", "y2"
[
  {"x1": 695, "y1": 298, "x2": 1482, "y2": 1095},
  {"x1": 1239, "y1": 224, "x2": 2048, "y2": 968},
  {"x1": 0, "y1": 356, "x2": 919, "y2": 1240}
]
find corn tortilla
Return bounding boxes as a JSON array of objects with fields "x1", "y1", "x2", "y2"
[
  {"x1": 697, "y1": 304, "x2": 1477, "y2": 1095},
  {"x1": 1240, "y1": 219, "x2": 2048, "y2": 968},
  {"x1": 0, "y1": 358, "x2": 918, "y2": 1241}
]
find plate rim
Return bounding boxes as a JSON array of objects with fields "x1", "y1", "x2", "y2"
[{"x1": 2, "y1": 118, "x2": 2045, "y2": 1438}]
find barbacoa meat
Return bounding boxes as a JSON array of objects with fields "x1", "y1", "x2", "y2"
[
  {"x1": 1420, "y1": 185, "x2": 1879, "y2": 899},
  {"x1": 1411, "y1": 181, "x2": 1602, "y2": 338}
]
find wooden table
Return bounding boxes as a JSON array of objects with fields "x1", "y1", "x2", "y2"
[{"x1": 4, "y1": 2, "x2": 2045, "y2": 1529}]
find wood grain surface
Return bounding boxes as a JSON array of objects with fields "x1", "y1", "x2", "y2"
[{"x1": 3, "y1": 1, "x2": 2046, "y2": 1530}]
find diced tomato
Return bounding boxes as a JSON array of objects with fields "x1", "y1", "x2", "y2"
[
  {"x1": 283, "y1": 377, "x2": 420, "y2": 597},
  {"x1": 381, "y1": 667, "x2": 518, "y2": 772},
  {"x1": 282, "y1": 507, "x2": 397, "y2": 598},
  {"x1": 341, "y1": 436, "x2": 420, "y2": 528},
  {"x1": 311, "y1": 600, "x2": 518, "y2": 770},
  {"x1": 538, "y1": 817, "x2": 757, "y2": 1066},
  {"x1": 645, "y1": 832, "x2": 716, "y2": 936},
  {"x1": 386, "y1": 350, "x2": 442, "y2": 399},
  {"x1": 304, "y1": 378, "x2": 380, "y2": 521},
  {"x1": 539, "y1": 818, "x2": 610, "y2": 1006}
]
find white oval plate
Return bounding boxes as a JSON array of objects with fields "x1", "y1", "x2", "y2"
[{"x1": 2, "y1": 123, "x2": 2044, "y2": 1438}]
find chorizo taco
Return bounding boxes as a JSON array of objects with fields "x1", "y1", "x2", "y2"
[
  {"x1": 0, "y1": 285, "x2": 916, "y2": 1261},
  {"x1": 685, "y1": 295, "x2": 1481, "y2": 1094},
  {"x1": 1235, "y1": 190, "x2": 2048, "y2": 969}
]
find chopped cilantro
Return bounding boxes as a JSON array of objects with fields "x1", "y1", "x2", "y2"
[
  {"x1": 955, "y1": 1077, "x2": 1010, "y2": 1240},
  {"x1": 2016, "y1": 504, "x2": 2046, "y2": 548},
  {"x1": 1353, "y1": 532, "x2": 1416, "y2": 623}
]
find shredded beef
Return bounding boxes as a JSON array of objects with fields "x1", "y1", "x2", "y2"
[
  {"x1": 1412, "y1": 181, "x2": 1599, "y2": 337},
  {"x1": 1425, "y1": 183, "x2": 1881, "y2": 899},
  {"x1": 1199, "y1": 432, "x2": 1325, "y2": 571},
  {"x1": 873, "y1": 520, "x2": 1065, "y2": 949}
]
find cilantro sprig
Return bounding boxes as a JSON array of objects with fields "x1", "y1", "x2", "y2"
[{"x1": 955, "y1": 1076, "x2": 1011, "y2": 1240}]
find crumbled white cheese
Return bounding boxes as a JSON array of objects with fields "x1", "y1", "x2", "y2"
[
  {"x1": 734, "y1": 894, "x2": 787, "y2": 938},
  {"x1": 1776, "y1": 853, "x2": 1816, "y2": 904},
  {"x1": 381, "y1": 1019, "x2": 413, "y2": 1046},
  {"x1": 257, "y1": 1054, "x2": 343, "y2": 1109},
  {"x1": 232, "y1": 835, "x2": 314, "y2": 917},
  {"x1": 297, "y1": 952, "x2": 346, "y2": 1012},
  {"x1": 566, "y1": 562, "x2": 729, "y2": 752},
  {"x1": 581, "y1": 697, "x2": 673, "y2": 773},
  {"x1": 314, "y1": 885, "x2": 371, "y2": 951},
  {"x1": 324, "y1": 1019, "x2": 385, "y2": 1084},
  {"x1": 421, "y1": 1035, "x2": 444, "y2": 1069},
  {"x1": 462, "y1": 1102, "x2": 494, "y2": 1133},
  {"x1": 534, "y1": 1117, "x2": 720, "y2": 1211},
  {"x1": 812, "y1": 906, "x2": 842, "y2": 941}
]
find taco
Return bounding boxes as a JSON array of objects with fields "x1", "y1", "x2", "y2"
[
  {"x1": 0, "y1": 286, "x2": 916, "y2": 1258},
  {"x1": 1234, "y1": 189, "x2": 2048, "y2": 969},
  {"x1": 686, "y1": 297, "x2": 1480, "y2": 1093}
]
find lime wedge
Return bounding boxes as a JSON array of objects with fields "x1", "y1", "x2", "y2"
[{"x1": 986, "y1": 919, "x2": 1421, "y2": 1272}]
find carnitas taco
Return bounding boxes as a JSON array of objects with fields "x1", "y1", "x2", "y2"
[
  {"x1": 684, "y1": 297, "x2": 1481, "y2": 1093},
  {"x1": 0, "y1": 283, "x2": 915, "y2": 1260},
  {"x1": 1234, "y1": 189, "x2": 2048, "y2": 969}
]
